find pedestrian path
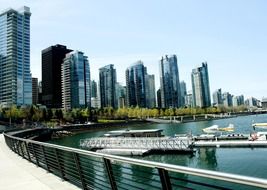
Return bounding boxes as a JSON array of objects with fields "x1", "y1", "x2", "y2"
[{"x1": 0, "y1": 134, "x2": 80, "y2": 190}]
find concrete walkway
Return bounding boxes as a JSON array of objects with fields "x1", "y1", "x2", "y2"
[{"x1": 0, "y1": 134, "x2": 80, "y2": 190}]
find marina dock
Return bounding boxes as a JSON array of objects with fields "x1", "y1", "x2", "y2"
[{"x1": 194, "y1": 140, "x2": 267, "y2": 147}]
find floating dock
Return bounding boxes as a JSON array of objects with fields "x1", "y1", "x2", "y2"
[{"x1": 194, "y1": 140, "x2": 267, "y2": 147}]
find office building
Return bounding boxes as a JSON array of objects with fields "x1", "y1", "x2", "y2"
[
  {"x1": 99, "y1": 64, "x2": 117, "y2": 108},
  {"x1": 116, "y1": 83, "x2": 126, "y2": 108},
  {"x1": 262, "y1": 97, "x2": 267, "y2": 110},
  {"x1": 245, "y1": 97, "x2": 258, "y2": 107},
  {"x1": 213, "y1": 89, "x2": 223, "y2": 106},
  {"x1": 180, "y1": 81, "x2": 187, "y2": 107},
  {"x1": 159, "y1": 55, "x2": 181, "y2": 108},
  {"x1": 91, "y1": 80, "x2": 97, "y2": 98},
  {"x1": 232, "y1": 95, "x2": 244, "y2": 107},
  {"x1": 0, "y1": 6, "x2": 32, "y2": 105},
  {"x1": 126, "y1": 61, "x2": 146, "y2": 107},
  {"x1": 145, "y1": 74, "x2": 156, "y2": 108},
  {"x1": 191, "y1": 62, "x2": 211, "y2": 108},
  {"x1": 38, "y1": 81, "x2": 42, "y2": 104},
  {"x1": 32, "y1": 78, "x2": 38, "y2": 105},
  {"x1": 61, "y1": 51, "x2": 90, "y2": 110},
  {"x1": 185, "y1": 91, "x2": 193, "y2": 107},
  {"x1": 222, "y1": 92, "x2": 233, "y2": 107},
  {"x1": 157, "y1": 89, "x2": 161, "y2": 108},
  {"x1": 42, "y1": 44, "x2": 72, "y2": 108}
]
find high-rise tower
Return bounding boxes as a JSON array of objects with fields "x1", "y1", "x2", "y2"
[
  {"x1": 126, "y1": 61, "x2": 146, "y2": 108},
  {"x1": 159, "y1": 55, "x2": 181, "y2": 108},
  {"x1": 42, "y1": 44, "x2": 72, "y2": 108},
  {"x1": 61, "y1": 51, "x2": 90, "y2": 110},
  {"x1": 99, "y1": 64, "x2": 117, "y2": 108},
  {"x1": 0, "y1": 6, "x2": 32, "y2": 105},
  {"x1": 191, "y1": 62, "x2": 211, "y2": 108}
]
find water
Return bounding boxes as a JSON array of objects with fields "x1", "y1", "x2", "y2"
[{"x1": 50, "y1": 114, "x2": 267, "y2": 179}]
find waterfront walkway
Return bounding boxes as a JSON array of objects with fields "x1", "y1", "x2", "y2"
[{"x1": 0, "y1": 134, "x2": 80, "y2": 190}]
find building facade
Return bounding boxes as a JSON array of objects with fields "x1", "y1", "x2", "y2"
[
  {"x1": 42, "y1": 44, "x2": 72, "y2": 108},
  {"x1": 145, "y1": 74, "x2": 156, "y2": 108},
  {"x1": 0, "y1": 6, "x2": 32, "y2": 105},
  {"x1": 157, "y1": 89, "x2": 161, "y2": 108},
  {"x1": 180, "y1": 81, "x2": 187, "y2": 107},
  {"x1": 91, "y1": 80, "x2": 97, "y2": 98},
  {"x1": 61, "y1": 51, "x2": 90, "y2": 110},
  {"x1": 213, "y1": 88, "x2": 223, "y2": 106},
  {"x1": 116, "y1": 83, "x2": 126, "y2": 108},
  {"x1": 232, "y1": 95, "x2": 244, "y2": 107},
  {"x1": 99, "y1": 64, "x2": 117, "y2": 108},
  {"x1": 159, "y1": 55, "x2": 181, "y2": 108},
  {"x1": 262, "y1": 97, "x2": 267, "y2": 110},
  {"x1": 191, "y1": 62, "x2": 211, "y2": 108},
  {"x1": 126, "y1": 61, "x2": 146, "y2": 107},
  {"x1": 32, "y1": 77, "x2": 38, "y2": 105},
  {"x1": 222, "y1": 92, "x2": 233, "y2": 107}
]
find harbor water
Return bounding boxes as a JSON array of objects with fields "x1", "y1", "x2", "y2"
[{"x1": 49, "y1": 114, "x2": 267, "y2": 179}]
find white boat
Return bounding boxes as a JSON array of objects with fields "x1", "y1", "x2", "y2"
[{"x1": 202, "y1": 125, "x2": 220, "y2": 134}]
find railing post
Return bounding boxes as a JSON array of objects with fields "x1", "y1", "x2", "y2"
[
  {"x1": 103, "y1": 158, "x2": 117, "y2": 190},
  {"x1": 158, "y1": 168, "x2": 172, "y2": 190},
  {"x1": 18, "y1": 141, "x2": 25, "y2": 158},
  {"x1": 41, "y1": 145, "x2": 50, "y2": 172},
  {"x1": 31, "y1": 143, "x2": 40, "y2": 167},
  {"x1": 13, "y1": 140, "x2": 19, "y2": 154},
  {"x1": 54, "y1": 149, "x2": 65, "y2": 180},
  {"x1": 73, "y1": 153, "x2": 87, "y2": 190},
  {"x1": 25, "y1": 142, "x2": 31, "y2": 162}
]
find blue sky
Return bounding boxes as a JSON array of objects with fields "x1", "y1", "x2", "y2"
[{"x1": 1, "y1": 0, "x2": 267, "y2": 99}]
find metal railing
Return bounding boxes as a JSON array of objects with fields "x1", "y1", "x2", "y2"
[{"x1": 4, "y1": 131, "x2": 267, "y2": 190}]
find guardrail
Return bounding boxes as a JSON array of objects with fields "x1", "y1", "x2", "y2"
[{"x1": 4, "y1": 131, "x2": 267, "y2": 190}]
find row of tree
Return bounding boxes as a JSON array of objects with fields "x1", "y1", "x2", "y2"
[{"x1": 0, "y1": 105, "x2": 249, "y2": 124}]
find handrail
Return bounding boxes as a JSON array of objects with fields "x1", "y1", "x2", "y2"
[{"x1": 4, "y1": 131, "x2": 267, "y2": 189}]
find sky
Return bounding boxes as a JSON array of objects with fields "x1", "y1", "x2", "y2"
[{"x1": 1, "y1": 0, "x2": 267, "y2": 100}]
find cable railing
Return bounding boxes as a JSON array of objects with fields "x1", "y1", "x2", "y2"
[{"x1": 3, "y1": 130, "x2": 267, "y2": 190}]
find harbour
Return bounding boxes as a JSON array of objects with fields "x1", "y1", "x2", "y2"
[{"x1": 49, "y1": 113, "x2": 267, "y2": 180}]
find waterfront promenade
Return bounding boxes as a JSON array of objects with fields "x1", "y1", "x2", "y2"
[{"x1": 0, "y1": 134, "x2": 80, "y2": 190}]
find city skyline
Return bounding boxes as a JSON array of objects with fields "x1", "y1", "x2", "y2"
[{"x1": 1, "y1": 1, "x2": 267, "y2": 100}]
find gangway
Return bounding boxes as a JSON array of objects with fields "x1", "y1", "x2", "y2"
[{"x1": 80, "y1": 137, "x2": 193, "y2": 152}]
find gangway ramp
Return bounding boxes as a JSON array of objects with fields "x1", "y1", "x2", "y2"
[{"x1": 80, "y1": 137, "x2": 193, "y2": 153}]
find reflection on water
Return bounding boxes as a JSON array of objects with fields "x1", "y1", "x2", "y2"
[
  {"x1": 50, "y1": 114, "x2": 267, "y2": 179},
  {"x1": 198, "y1": 148, "x2": 217, "y2": 170}
]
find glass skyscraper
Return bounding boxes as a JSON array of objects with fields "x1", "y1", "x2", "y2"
[
  {"x1": 126, "y1": 61, "x2": 146, "y2": 108},
  {"x1": 0, "y1": 6, "x2": 32, "y2": 105},
  {"x1": 159, "y1": 55, "x2": 181, "y2": 108},
  {"x1": 212, "y1": 88, "x2": 223, "y2": 106},
  {"x1": 99, "y1": 64, "x2": 117, "y2": 108},
  {"x1": 145, "y1": 74, "x2": 156, "y2": 108},
  {"x1": 191, "y1": 62, "x2": 211, "y2": 108},
  {"x1": 180, "y1": 81, "x2": 187, "y2": 107},
  {"x1": 61, "y1": 51, "x2": 90, "y2": 110},
  {"x1": 42, "y1": 44, "x2": 72, "y2": 108}
]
